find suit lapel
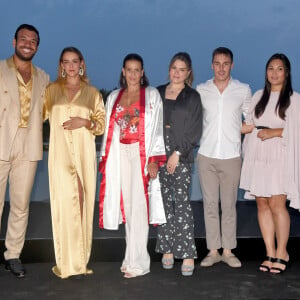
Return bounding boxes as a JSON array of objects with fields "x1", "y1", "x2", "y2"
[{"x1": 1, "y1": 60, "x2": 43, "y2": 113}]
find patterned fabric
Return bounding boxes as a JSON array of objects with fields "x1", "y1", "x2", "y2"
[
  {"x1": 115, "y1": 102, "x2": 140, "y2": 142},
  {"x1": 16, "y1": 68, "x2": 33, "y2": 128},
  {"x1": 155, "y1": 133, "x2": 197, "y2": 259}
]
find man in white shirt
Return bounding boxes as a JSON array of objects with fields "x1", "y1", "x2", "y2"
[{"x1": 196, "y1": 47, "x2": 251, "y2": 268}]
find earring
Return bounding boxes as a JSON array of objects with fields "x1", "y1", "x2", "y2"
[
  {"x1": 122, "y1": 76, "x2": 126, "y2": 86},
  {"x1": 79, "y1": 66, "x2": 84, "y2": 76},
  {"x1": 61, "y1": 69, "x2": 66, "y2": 78},
  {"x1": 140, "y1": 77, "x2": 144, "y2": 85}
]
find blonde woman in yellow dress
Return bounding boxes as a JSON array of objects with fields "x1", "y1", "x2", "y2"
[{"x1": 44, "y1": 47, "x2": 105, "y2": 279}]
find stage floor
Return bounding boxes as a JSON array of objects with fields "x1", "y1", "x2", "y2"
[
  {"x1": 0, "y1": 261, "x2": 299, "y2": 300},
  {"x1": 1, "y1": 201, "x2": 300, "y2": 261},
  {"x1": 1, "y1": 201, "x2": 300, "y2": 299}
]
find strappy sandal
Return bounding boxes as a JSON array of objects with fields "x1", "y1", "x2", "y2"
[
  {"x1": 162, "y1": 257, "x2": 174, "y2": 270},
  {"x1": 259, "y1": 256, "x2": 275, "y2": 272},
  {"x1": 181, "y1": 264, "x2": 194, "y2": 276},
  {"x1": 270, "y1": 258, "x2": 289, "y2": 275}
]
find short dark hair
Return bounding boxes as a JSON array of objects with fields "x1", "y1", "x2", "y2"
[
  {"x1": 212, "y1": 47, "x2": 233, "y2": 62},
  {"x1": 14, "y1": 24, "x2": 40, "y2": 46},
  {"x1": 119, "y1": 53, "x2": 149, "y2": 88}
]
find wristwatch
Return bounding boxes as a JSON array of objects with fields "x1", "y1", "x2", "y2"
[{"x1": 175, "y1": 150, "x2": 181, "y2": 156}]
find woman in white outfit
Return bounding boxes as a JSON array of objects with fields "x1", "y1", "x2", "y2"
[{"x1": 99, "y1": 53, "x2": 166, "y2": 278}]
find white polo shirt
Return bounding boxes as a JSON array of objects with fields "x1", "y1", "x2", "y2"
[{"x1": 197, "y1": 78, "x2": 252, "y2": 159}]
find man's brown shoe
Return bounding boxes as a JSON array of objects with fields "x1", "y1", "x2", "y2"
[
  {"x1": 200, "y1": 253, "x2": 222, "y2": 267},
  {"x1": 222, "y1": 253, "x2": 242, "y2": 268}
]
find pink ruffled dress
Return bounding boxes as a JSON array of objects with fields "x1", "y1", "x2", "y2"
[{"x1": 240, "y1": 90, "x2": 287, "y2": 199}]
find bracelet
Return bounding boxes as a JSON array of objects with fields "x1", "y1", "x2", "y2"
[
  {"x1": 175, "y1": 150, "x2": 181, "y2": 156},
  {"x1": 89, "y1": 120, "x2": 95, "y2": 130}
]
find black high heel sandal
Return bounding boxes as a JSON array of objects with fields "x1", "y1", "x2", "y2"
[
  {"x1": 259, "y1": 256, "x2": 275, "y2": 272},
  {"x1": 270, "y1": 258, "x2": 290, "y2": 275}
]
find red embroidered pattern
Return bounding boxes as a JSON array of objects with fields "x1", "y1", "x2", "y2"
[{"x1": 115, "y1": 102, "x2": 140, "y2": 142}]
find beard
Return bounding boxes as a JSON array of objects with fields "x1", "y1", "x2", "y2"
[{"x1": 15, "y1": 47, "x2": 36, "y2": 62}]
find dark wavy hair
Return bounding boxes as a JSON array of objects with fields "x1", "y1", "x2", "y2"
[
  {"x1": 255, "y1": 53, "x2": 293, "y2": 120},
  {"x1": 169, "y1": 52, "x2": 194, "y2": 86},
  {"x1": 119, "y1": 53, "x2": 149, "y2": 88},
  {"x1": 14, "y1": 24, "x2": 40, "y2": 46}
]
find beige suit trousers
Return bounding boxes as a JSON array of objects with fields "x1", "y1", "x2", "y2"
[
  {"x1": 120, "y1": 142, "x2": 150, "y2": 276},
  {"x1": 0, "y1": 128, "x2": 37, "y2": 260},
  {"x1": 197, "y1": 154, "x2": 241, "y2": 250}
]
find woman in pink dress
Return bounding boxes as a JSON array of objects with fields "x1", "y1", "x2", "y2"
[{"x1": 240, "y1": 53, "x2": 293, "y2": 274}]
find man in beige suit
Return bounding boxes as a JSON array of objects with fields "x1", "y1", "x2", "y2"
[{"x1": 0, "y1": 24, "x2": 49, "y2": 277}]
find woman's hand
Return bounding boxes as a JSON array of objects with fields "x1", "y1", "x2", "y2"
[
  {"x1": 257, "y1": 128, "x2": 283, "y2": 141},
  {"x1": 147, "y1": 162, "x2": 158, "y2": 179},
  {"x1": 63, "y1": 117, "x2": 90, "y2": 130},
  {"x1": 166, "y1": 151, "x2": 180, "y2": 174}
]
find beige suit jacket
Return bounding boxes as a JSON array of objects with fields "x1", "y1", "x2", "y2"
[{"x1": 0, "y1": 57, "x2": 50, "y2": 161}]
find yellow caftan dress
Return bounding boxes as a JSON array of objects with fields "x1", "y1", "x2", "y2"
[{"x1": 43, "y1": 81, "x2": 105, "y2": 278}]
